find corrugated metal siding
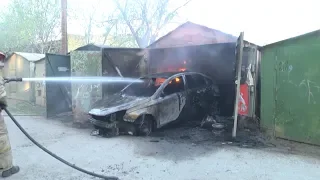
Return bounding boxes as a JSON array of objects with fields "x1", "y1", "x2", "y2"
[
  {"x1": 4, "y1": 54, "x2": 32, "y2": 102},
  {"x1": 260, "y1": 48, "x2": 276, "y2": 134},
  {"x1": 261, "y1": 31, "x2": 320, "y2": 145}
]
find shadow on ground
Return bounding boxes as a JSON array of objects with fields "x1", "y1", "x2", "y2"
[
  {"x1": 7, "y1": 98, "x2": 46, "y2": 116},
  {"x1": 52, "y1": 114, "x2": 320, "y2": 161},
  {"x1": 130, "y1": 118, "x2": 271, "y2": 161}
]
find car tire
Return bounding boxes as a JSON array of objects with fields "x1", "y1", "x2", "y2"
[{"x1": 137, "y1": 115, "x2": 153, "y2": 136}]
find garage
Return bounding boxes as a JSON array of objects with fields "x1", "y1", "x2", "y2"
[{"x1": 140, "y1": 24, "x2": 261, "y2": 134}]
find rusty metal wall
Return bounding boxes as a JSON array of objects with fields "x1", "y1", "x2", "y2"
[
  {"x1": 148, "y1": 43, "x2": 237, "y2": 82},
  {"x1": 261, "y1": 30, "x2": 320, "y2": 145}
]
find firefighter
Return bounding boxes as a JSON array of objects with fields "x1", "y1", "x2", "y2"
[{"x1": 0, "y1": 52, "x2": 20, "y2": 177}]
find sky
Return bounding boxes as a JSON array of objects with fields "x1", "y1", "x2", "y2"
[
  {"x1": 177, "y1": 0, "x2": 320, "y2": 45},
  {"x1": 1, "y1": 0, "x2": 320, "y2": 46}
]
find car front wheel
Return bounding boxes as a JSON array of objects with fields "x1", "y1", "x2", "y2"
[{"x1": 137, "y1": 115, "x2": 153, "y2": 136}]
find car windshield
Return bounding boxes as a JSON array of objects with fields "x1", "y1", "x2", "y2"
[{"x1": 121, "y1": 77, "x2": 167, "y2": 97}]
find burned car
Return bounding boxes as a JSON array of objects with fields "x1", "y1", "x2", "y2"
[{"x1": 88, "y1": 71, "x2": 220, "y2": 136}]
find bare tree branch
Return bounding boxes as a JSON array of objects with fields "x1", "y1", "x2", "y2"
[
  {"x1": 104, "y1": 0, "x2": 191, "y2": 48},
  {"x1": 112, "y1": 0, "x2": 144, "y2": 47},
  {"x1": 160, "y1": 0, "x2": 191, "y2": 30},
  {"x1": 103, "y1": 22, "x2": 117, "y2": 45}
]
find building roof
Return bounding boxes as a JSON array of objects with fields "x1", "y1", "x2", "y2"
[
  {"x1": 72, "y1": 44, "x2": 110, "y2": 52},
  {"x1": 260, "y1": 29, "x2": 320, "y2": 50},
  {"x1": 10, "y1": 52, "x2": 45, "y2": 62},
  {"x1": 147, "y1": 21, "x2": 237, "y2": 48}
]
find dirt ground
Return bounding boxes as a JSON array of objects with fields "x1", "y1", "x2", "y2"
[
  {"x1": 6, "y1": 99, "x2": 46, "y2": 116},
  {"x1": 3, "y1": 115, "x2": 320, "y2": 180}
]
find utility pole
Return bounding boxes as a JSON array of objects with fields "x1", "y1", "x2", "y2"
[
  {"x1": 61, "y1": 0, "x2": 68, "y2": 55},
  {"x1": 232, "y1": 32, "x2": 244, "y2": 138}
]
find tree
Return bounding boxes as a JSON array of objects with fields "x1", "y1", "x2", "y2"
[
  {"x1": 0, "y1": 0, "x2": 61, "y2": 53},
  {"x1": 99, "y1": 15, "x2": 119, "y2": 45},
  {"x1": 68, "y1": 1, "x2": 99, "y2": 44},
  {"x1": 68, "y1": 0, "x2": 111, "y2": 45},
  {"x1": 111, "y1": 0, "x2": 191, "y2": 48},
  {"x1": 103, "y1": 21, "x2": 138, "y2": 47}
]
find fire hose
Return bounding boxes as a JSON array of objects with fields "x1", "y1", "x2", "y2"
[{"x1": 3, "y1": 78, "x2": 119, "y2": 180}]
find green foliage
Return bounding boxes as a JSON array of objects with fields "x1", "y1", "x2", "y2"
[
  {"x1": 0, "y1": 0, "x2": 190, "y2": 51},
  {"x1": 0, "y1": 0, "x2": 60, "y2": 53}
]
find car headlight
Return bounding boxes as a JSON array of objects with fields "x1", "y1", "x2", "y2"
[{"x1": 126, "y1": 112, "x2": 139, "y2": 120}]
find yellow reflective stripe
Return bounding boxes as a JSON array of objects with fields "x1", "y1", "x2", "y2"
[
  {"x1": 0, "y1": 145, "x2": 10, "y2": 154},
  {"x1": 0, "y1": 135, "x2": 11, "y2": 154}
]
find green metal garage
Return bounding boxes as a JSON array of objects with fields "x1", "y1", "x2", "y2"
[{"x1": 260, "y1": 30, "x2": 320, "y2": 146}]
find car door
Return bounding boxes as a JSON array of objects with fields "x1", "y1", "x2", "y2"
[
  {"x1": 184, "y1": 74, "x2": 199, "y2": 117},
  {"x1": 202, "y1": 76, "x2": 220, "y2": 114},
  {"x1": 184, "y1": 74, "x2": 208, "y2": 117},
  {"x1": 157, "y1": 76, "x2": 185, "y2": 126},
  {"x1": 203, "y1": 76, "x2": 220, "y2": 100},
  {"x1": 192, "y1": 74, "x2": 208, "y2": 103}
]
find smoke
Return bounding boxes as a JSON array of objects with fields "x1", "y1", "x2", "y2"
[{"x1": 148, "y1": 43, "x2": 238, "y2": 117}]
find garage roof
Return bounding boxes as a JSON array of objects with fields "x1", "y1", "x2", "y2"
[{"x1": 11, "y1": 52, "x2": 45, "y2": 62}]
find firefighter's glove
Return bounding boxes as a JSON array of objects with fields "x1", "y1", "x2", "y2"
[{"x1": 0, "y1": 98, "x2": 8, "y2": 109}]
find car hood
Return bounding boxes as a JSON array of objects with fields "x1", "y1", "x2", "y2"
[{"x1": 89, "y1": 94, "x2": 150, "y2": 116}]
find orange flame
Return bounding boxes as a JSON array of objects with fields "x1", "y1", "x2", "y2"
[{"x1": 155, "y1": 78, "x2": 166, "y2": 86}]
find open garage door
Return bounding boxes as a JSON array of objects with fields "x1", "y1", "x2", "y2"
[
  {"x1": 45, "y1": 53, "x2": 72, "y2": 118},
  {"x1": 101, "y1": 48, "x2": 143, "y2": 97}
]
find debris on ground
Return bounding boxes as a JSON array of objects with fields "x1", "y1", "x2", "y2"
[
  {"x1": 149, "y1": 114, "x2": 270, "y2": 149},
  {"x1": 91, "y1": 129, "x2": 100, "y2": 136},
  {"x1": 150, "y1": 140, "x2": 160, "y2": 142},
  {"x1": 75, "y1": 111, "x2": 268, "y2": 149},
  {"x1": 180, "y1": 135, "x2": 191, "y2": 140},
  {"x1": 200, "y1": 115, "x2": 216, "y2": 129}
]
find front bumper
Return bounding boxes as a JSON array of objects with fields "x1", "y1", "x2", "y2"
[{"x1": 89, "y1": 117, "x2": 117, "y2": 128}]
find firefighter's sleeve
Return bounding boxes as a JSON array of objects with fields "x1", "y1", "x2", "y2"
[{"x1": 0, "y1": 77, "x2": 7, "y2": 108}]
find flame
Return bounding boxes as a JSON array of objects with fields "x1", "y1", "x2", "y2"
[
  {"x1": 179, "y1": 68, "x2": 186, "y2": 72},
  {"x1": 155, "y1": 78, "x2": 166, "y2": 86},
  {"x1": 169, "y1": 77, "x2": 180, "y2": 84}
]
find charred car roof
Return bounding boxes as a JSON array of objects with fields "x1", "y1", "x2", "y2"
[{"x1": 141, "y1": 71, "x2": 209, "y2": 79}]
